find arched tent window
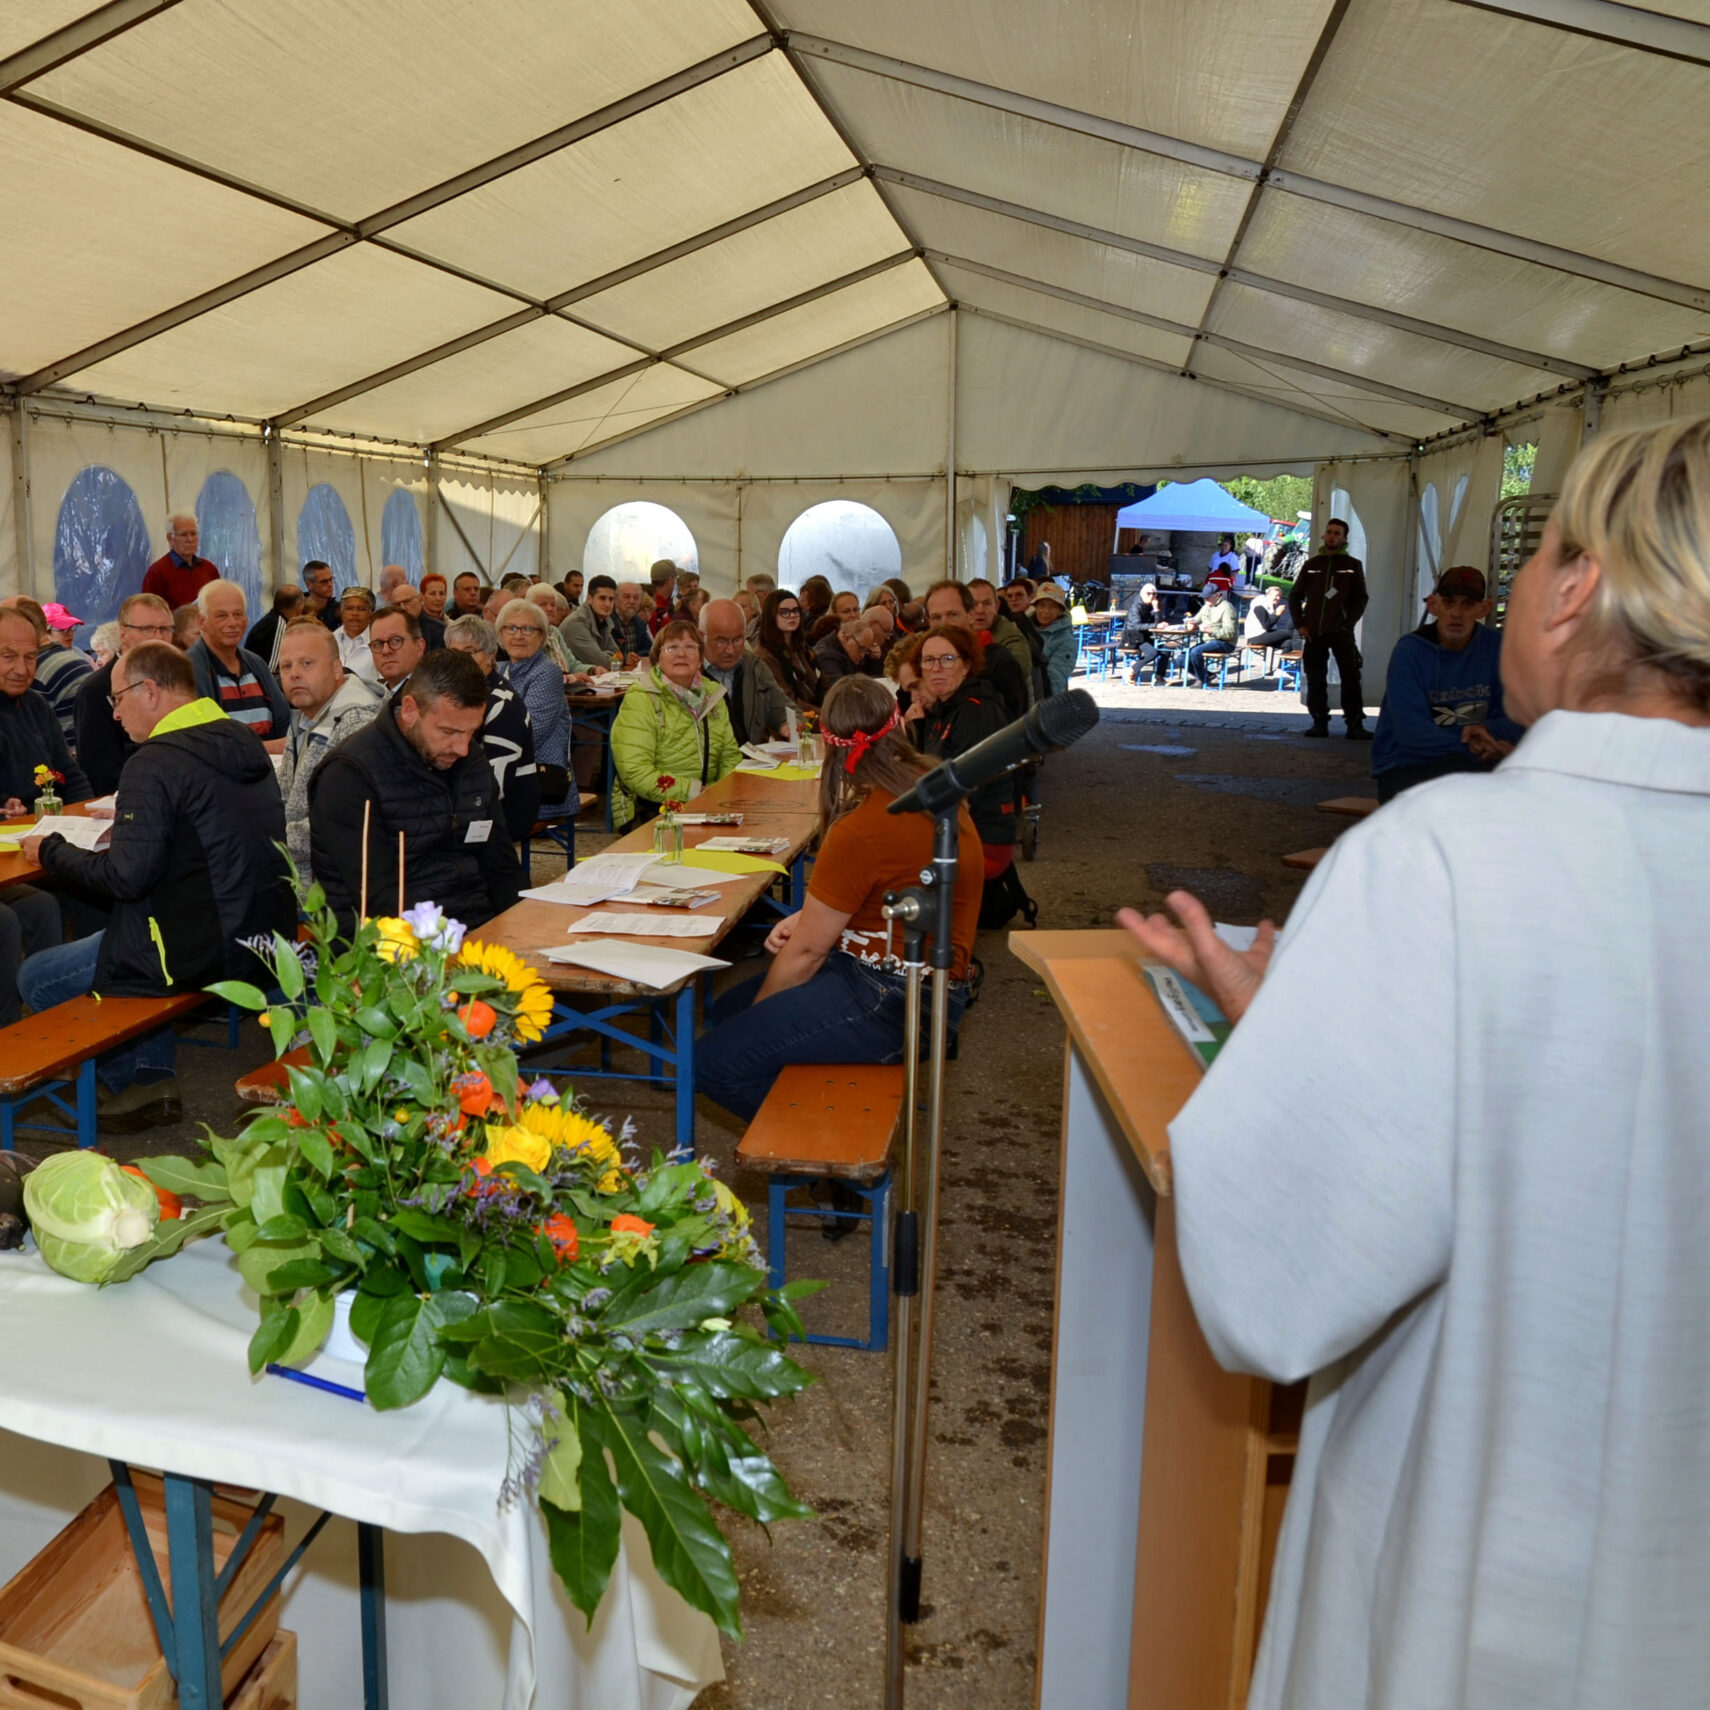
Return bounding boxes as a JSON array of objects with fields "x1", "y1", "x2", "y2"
[
  {"x1": 1447, "y1": 473, "x2": 1470, "y2": 539},
  {"x1": 381, "y1": 489, "x2": 424, "y2": 580},
  {"x1": 195, "y1": 470, "x2": 261, "y2": 614},
  {"x1": 778, "y1": 502, "x2": 902, "y2": 603},
  {"x1": 298, "y1": 484, "x2": 358, "y2": 593},
  {"x1": 53, "y1": 465, "x2": 151, "y2": 632},
  {"x1": 1327, "y1": 488, "x2": 1368, "y2": 568},
  {"x1": 1415, "y1": 481, "x2": 1442, "y2": 610},
  {"x1": 582, "y1": 501, "x2": 697, "y2": 586},
  {"x1": 965, "y1": 513, "x2": 989, "y2": 584}
]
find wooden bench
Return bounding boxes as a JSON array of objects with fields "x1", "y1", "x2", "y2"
[
  {"x1": 522, "y1": 792, "x2": 599, "y2": 882},
  {"x1": 235, "y1": 1045, "x2": 313, "y2": 1105},
  {"x1": 1282, "y1": 846, "x2": 1328, "y2": 871},
  {"x1": 0, "y1": 993, "x2": 210, "y2": 1149},
  {"x1": 736, "y1": 1064, "x2": 905, "y2": 1352},
  {"x1": 1316, "y1": 796, "x2": 1378, "y2": 819}
]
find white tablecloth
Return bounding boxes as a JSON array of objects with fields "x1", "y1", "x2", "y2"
[{"x1": 0, "y1": 1237, "x2": 722, "y2": 1709}]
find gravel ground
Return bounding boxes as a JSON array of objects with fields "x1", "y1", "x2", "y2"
[{"x1": 12, "y1": 679, "x2": 1380, "y2": 1707}]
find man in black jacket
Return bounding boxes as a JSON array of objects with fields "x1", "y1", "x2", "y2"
[
  {"x1": 444, "y1": 614, "x2": 540, "y2": 842},
  {"x1": 0, "y1": 607, "x2": 91, "y2": 812},
  {"x1": 74, "y1": 593, "x2": 175, "y2": 794},
  {"x1": 20, "y1": 642, "x2": 293, "y2": 1131},
  {"x1": 309, "y1": 648, "x2": 522, "y2": 934},
  {"x1": 1287, "y1": 518, "x2": 1372, "y2": 739}
]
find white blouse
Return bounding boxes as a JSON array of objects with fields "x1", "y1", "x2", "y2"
[
  {"x1": 337, "y1": 627, "x2": 378, "y2": 682},
  {"x1": 1171, "y1": 710, "x2": 1710, "y2": 1710}
]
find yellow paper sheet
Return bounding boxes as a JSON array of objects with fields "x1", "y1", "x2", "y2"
[
  {"x1": 676, "y1": 850, "x2": 788, "y2": 876},
  {"x1": 0, "y1": 839, "x2": 19, "y2": 853},
  {"x1": 751, "y1": 763, "x2": 822, "y2": 782}
]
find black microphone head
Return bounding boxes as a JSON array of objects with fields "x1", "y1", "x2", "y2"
[{"x1": 1036, "y1": 688, "x2": 1100, "y2": 748}]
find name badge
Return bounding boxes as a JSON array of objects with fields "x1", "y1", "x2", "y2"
[{"x1": 465, "y1": 819, "x2": 492, "y2": 844}]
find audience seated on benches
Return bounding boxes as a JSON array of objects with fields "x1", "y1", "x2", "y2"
[
  {"x1": 18, "y1": 641, "x2": 292, "y2": 1132},
  {"x1": 444, "y1": 615, "x2": 540, "y2": 841},
  {"x1": 697, "y1": 675, "x2": 982, "y2": 1124}
]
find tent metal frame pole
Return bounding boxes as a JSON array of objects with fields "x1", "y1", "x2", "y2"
[
  {"x1": 9, "y1": 36, "x2": 777, "y2": 394},
  {"x1": 265, "y1": 428, "x2": 285, "y2": 598},
  {"x1": 794, "y1": 33, "x2": 1710, "y2": 313},
  {"x1": 945, "y1": 306, "x2": 957, "y2": 578},
  {"x1": 1449, "y1": 0, "x2": 1710, "y2": 66},
  {"x1": 537, "y1": 471, "x2": 550, "y2": 583},
  {"x1": 958, "y1": 304, "x2": 1404, "y2": 444},
  {"x1": 0, "y1": 0, "x2": 184, "y2": 94},
  {"x1": 424, "y1": 454, "x2": 441, "y2": 580},
  {"x1": 927, "y1": 251, "x2": 1484, "y2": 422},
  {"x1": 882, "y1": 168, "x2": 1595, "y2": 381},
  {"x1": 8, "y1": 404, "x2": 36, "y2": 599}
]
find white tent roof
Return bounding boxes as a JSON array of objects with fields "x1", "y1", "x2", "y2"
[{"x1": 4, "y1": 0, "x2": 1708, "y2": 475}]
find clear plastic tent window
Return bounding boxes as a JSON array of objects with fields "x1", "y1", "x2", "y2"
[
  {"x1": 582, "y1": 501, "x2": 698, "y2": 585},
  {"x1": 195, "y1": 470, "x2": 262, "y2": 616},
  {"x1": 53, "y1": 465, "x2": 152, "y2": 629},
  {"x1": 381, "y1": 489, "x2": 425, "y2": 581},
  {"x1": 298, "y1": 483, "x2": 359, "y2": 592},
  {"x1": 779, "y1": 501, "x2": 902, "y2": 602}
]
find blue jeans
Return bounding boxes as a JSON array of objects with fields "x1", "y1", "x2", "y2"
[
  {"x1": 1188, "y1": 639, "x2": 1233, "y2": 683},
  {"x1": 16, "y1": 932, "x2": 176, "y2": 1091},
  {"x1": 697, "y1": 953, "x2": 967, "y2": 1122}
]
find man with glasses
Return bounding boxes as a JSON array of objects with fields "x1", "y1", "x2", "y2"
[
  {"x1": 699, "y1": 599, "x2": 788, "y2": 746},
  {"x1": 20, "y1": 641, "x2": 292, "y2": 1133},
  {"x1": 141, "y1": 513, "x2": 219, "y2": 610},
  {"x1": 613, "y1": 582, "x2": 651, "y2": 663},
  {"x1": 336, "y1": 588, "x2": 380, "y2": 682},
  {"x1": 0, "y1": 606, "x2": 90, "y2": 814},
  {"x1": 369, "y1": 605, "x2": 427, "y2": 698},
  {"x1": 301, "y1": 560, "x2": 342, "y2": 633},
  {"x1": 75, "y1": 593, "x2": 174, "y2": 793}
]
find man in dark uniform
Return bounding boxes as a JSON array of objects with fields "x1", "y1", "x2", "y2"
[{"x1": 1288, "y1": 518, "x2": 1371, "y2": 739}]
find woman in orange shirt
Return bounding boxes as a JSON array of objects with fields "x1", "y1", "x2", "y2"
[{"x1": 696, "y1": 675, "x2": 983, "y2": 1123}]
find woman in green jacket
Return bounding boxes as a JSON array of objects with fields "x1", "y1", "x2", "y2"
[{"x1": 610, "y1": 618, "x2": 743, "y2": 828}]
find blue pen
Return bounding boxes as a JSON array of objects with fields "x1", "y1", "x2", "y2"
[{"x1": 266, "y1": 1363, "x2": 367, "y2": 1404}]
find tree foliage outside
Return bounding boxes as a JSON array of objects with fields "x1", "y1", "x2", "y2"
[
  {"x1": 1502, "y1": 442, "x2": 1537, "y2": 500},
  {"x1": 1218, "y1": 473, "x2": 1313, "y2": 530}
]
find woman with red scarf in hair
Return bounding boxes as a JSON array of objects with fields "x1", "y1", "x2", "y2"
[{"x1": 696, "y1": 674, "x2": 983, "y2": 1124}]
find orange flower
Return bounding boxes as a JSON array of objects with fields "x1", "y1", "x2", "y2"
[
  {"x1": 458, "y1": 999, "x2": 497, "y2": 1039},
  {"x1": 610, "y1": 1213, "x2": 654, "y2": 1236},
  {"x1": 121, "y1": 1165, "x2": 182, "y2": 1222},
  {"x1": 454, "y1": 1071, "x2": 494, "y2": 1116},
  {"x1": 541, "y1": 1213, "x2": 579, "y2": 1262},
  {"x1": 464, "y1": 1156, "x2": 499, "y2": 1198}
]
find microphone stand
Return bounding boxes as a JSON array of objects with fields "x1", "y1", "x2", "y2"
[{"x1": 881, "y1": 803, "x2": 961, "y2": 1710}]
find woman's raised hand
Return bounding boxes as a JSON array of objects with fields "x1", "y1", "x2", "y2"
[{"x1": 1116, "y1": 890, "x2": 1276, "y2": 1023}]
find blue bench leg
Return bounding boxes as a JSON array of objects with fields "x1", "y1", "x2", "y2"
[
  {"x1": 672, "y1": 982, "x2": 695, "y2": 1160},
  {"x1": 358, "y1": 1522, "x2": 389, "y2": 1710},
  {"x1": 767, "y1": 1180, "x2": 787, "y2": 1293},
  {"x1": 76, "y1": 1058, "x2": 97, "y2": 1148},
  {"x1": 163, "y1": 1473, "x2": 221, "y2": 1710},
  {"x1": 867, "y1": 1173, "x2": 890, "y2": 1352},
  {"x1": 1, "y1": 1095, "x2": 12, "y2": 1151}
]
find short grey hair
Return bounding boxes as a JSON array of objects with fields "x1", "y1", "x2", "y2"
[
  {"x1": 90, "y1": 621, "x2": 121, "y2": 658},
  {"x1": 119, "y1": 592, "x2": 172, "y2": 624},
  {"x1": 196, "y1": 577, "x2": 246, "y2": 617},
  {"x1": 496, "y1": 597, "x2": 547, "y2": 635},
  {"x1": 445, "y1": 614, "x2": 498, "y2": 656}
]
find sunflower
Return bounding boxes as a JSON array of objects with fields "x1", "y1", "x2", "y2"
[
  {"x1": 500, "y1": 1100, "x2": 625, "y2": 1191},
  {"x1": 457, "y1": 940, "x2": 555, "y2": 1042}
]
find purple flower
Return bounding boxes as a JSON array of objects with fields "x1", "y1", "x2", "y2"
[
  {"x1": 527, "y1": 1077, "x2": 560, "y2": 1104},
  {"x1": 401, "y1": 901, "x2": 466, "y2": 954}
]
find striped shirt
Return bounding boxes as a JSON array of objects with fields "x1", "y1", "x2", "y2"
[{"x1": 205, "y1": 653, "x2": 278, "y2": 739}]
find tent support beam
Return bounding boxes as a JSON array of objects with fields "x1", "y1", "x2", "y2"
[
  {"x1": 0, "y1": 0, "x2": 184, "y2": 95},
  {"x1": 265, "y1": 429, "x2": 285, "y2": 598},
  {"x1": 1183, "y1": 0, "x2": 1355, "y2": 385},
  {"x1": 928, "y1": 251, "x2": 1483, "y2": 421},
  {"x1": 883, "y1": 168, "x2": 1596, "y2": 381},
  {"x1": 958, "y1": 304, "x2": 1403, "y2": 444},
  {"x1": 8, "y1": 404, "x2": 36, "y2": 598},
  {"x1": 945, "y1": 306, "x2": 958, "y2": 577},
  {"x1": 434, "y1": 249, "x2": 919, "y2": 450},
  {"x1": 1448, "y1": 0, "x2": 1710, "y2": 67},
  {"x1": 10, "y1": 35, "x2": 777, "y2": 394},
  {"x1": 798, "y1": 34, "x2": 1710, "y2": 314},
  {"x1": 424, "y1": 454, "x2": 441, "y2": 581}
]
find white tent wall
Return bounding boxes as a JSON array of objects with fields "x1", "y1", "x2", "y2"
[
  {"x1": 1599, "y1": 364, "x2": 1710, "y2": 438},
  {"x1": 0, "y1": 413, "x2": 17, "y2": 598},
  {"x1": 436, "y1": 469, "x2": 542, "y2": 589},
  {"x1": 546, "y1": 482, "x2": 739, "y2": 591}
]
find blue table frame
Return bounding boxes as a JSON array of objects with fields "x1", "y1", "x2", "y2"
[
  {"x1": 569, "y1": 697, "x2": 619, "y2": 831},
  {"x1": 110, "y1": 1460, "x2": 387, "y2": 1710}
]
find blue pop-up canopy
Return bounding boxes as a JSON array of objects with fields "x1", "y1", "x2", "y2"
[{"x1": 1113, "y1": 478, "x2": 1270, "y2": 536}]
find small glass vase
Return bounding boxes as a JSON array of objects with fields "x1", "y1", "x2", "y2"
[
  {"x1": 33, "y1": 791, "x2": 62, "y2": 818},
  {"x1": 797, "y1": 731, "x2": 821, "y2": 771},
  {"x1": 652, "y1": 809, "x2": 684, "y2": 864}
]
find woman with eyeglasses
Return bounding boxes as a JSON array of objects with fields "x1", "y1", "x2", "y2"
[
  {"x1": 755, "y1": 588, "x2": 822, "y2": 709},
  {"x1": 496, "y1": 599, "x2": 574, "y2": 807},
  {"x1": 609, "y1": 618, "x2": 741, "y2": 829}
]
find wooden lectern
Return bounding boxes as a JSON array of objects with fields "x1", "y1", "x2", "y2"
[{"x1": 1010, "y1": 931, "x2": 1302, "y2": 1710}]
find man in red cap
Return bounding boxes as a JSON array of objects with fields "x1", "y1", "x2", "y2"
[
  {"x1": 1370, "y1": 566, "x2": 1526, "y2": 801},
  {"x1": 140, "y1": 513, "x2": 219, "y2": 609}
]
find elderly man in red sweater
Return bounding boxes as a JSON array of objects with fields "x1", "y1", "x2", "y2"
[{"x1": 140, "y1": 513, "x2": 219, "y2": 610}]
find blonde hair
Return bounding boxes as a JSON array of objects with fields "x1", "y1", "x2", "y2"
[{"x1": 1553, "y1": 414, "x2": 1710, "y2": 709}]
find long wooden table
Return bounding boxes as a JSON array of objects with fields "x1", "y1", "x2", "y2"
[
  {"x1": 1010, "y1": 930, "x2": 1300, "y2": 1710},
  {"x1": 481, "y1": 767, "x2": 821, "y2": 1154},
  {"x1": 0, "y1": 801, "x2": 103, "y2": 888}
]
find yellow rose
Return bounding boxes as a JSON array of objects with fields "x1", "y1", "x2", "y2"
[
  {"x1": 483, "y1": 1124, "x2": 553, "y2": 1174},
  {"x1": 371, "y1": 917, "x2": 418, "y2": 963}
]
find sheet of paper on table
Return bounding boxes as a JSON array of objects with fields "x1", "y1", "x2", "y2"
[
  {"x1": 674, "y1": 812, "x2": 743, "y2": 825},
  {"x1": 542, "y1": 940, "x2": 730, "y2": 987},
  {"x1": 639, "y1": 860, "x2": 751, "y2": 887},
  {"x1": 625, "y1": 884, "x2": 724, "y2": 909},
  {"x1": 568, "y1": 910, "x2": 724, "y2": 939},
  {"x1": 83, "y1": 793, "x2": 117, "y2": 815},
  {"x1": 698, "y1": 835, "x2": 792, "y2": 855},
  {"x1": 737, "y1": 745, "x2": 780, "y2": 770},
  {"x1": 31, "y1": 814, "x2": 110, "y2": 850}
]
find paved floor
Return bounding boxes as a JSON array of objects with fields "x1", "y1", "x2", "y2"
[{"x1": 13, "y1": 694, "x2": 1382, "y2": 1708}]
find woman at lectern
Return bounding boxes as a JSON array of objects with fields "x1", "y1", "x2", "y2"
[{"x1": 1120, "y1": 416, "x2": 1710, "y2": 1709}]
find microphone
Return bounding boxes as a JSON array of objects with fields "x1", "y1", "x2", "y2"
[{"x1": 888, "y1": 689, "x2": 1100, "y2": 817}]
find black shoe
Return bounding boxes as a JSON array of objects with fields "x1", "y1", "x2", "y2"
[
  {"x1": 820, "y1": 1180, "x2": 865, "y2": 1242},
  {"x1": 1345, "y1": 723, "x2": 1373, "y2": 741},
  {"x1": 1304, "y1": 723, "x2": 1330, "y2": 739},
  {"x1": 96, "y1": 1076, "x2": 183, "y2": 1134}
]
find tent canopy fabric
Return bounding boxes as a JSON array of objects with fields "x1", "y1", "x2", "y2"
[
  {"x1": 1, "y1": 0, "x2": 1706, "y2": 482},
  {"x1": 1113, "y1": 479, "x2": 1271, "y2": 534}
]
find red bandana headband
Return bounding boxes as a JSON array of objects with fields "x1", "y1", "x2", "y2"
[{"x1": 821, "y1": 703, "x2": 903, "y2": 774}]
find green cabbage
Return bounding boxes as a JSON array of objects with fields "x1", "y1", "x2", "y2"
[{"x1": 24, "y1": 1152, "x2": 159, "y2": 1284}]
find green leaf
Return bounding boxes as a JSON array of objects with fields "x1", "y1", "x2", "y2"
[
  {"x1": 355, "y1": 1036, "x2": 391, "y2": 1094},
  {"x1": 248, "y1": 1305, "x2": 299, "y2": 1374},
  {"x1": 601, "y1": 1261, "x2": 768, "y2": 1337},
  {"x1": 364, "y1": 1293, "x2": 448, "y2": 1411},
  {"x1": 102, "y1": 1203, "x2": 231, "y2": 1285},
  {"x1": 276, "y1": 1290, "x2": 336, "y2": 1367},
  {"x1": 390, "y1": 1209, "x2": 463, "y2": 1245},
  {"x1": 236, "y1": 1235, "x2": 318, "y2": 1296},
  {"x1": 354, "y1": 1005, "x2": 398, "y2": 1038},
  {"x1": 295, "y1": 1126, "x2": 334, "y2": 1181},
  {"x1": 273, "y1": 939, "x2": 305, "y2": 1001},
  {"x1": 351, "y1": 1216, "x2": 396, "y2": 1256},
  {"x1": 319, "y1": 1226, "x2": 364, "y2": 1267},
  {"x1": 136, "y1": 1154, "x2": 230, "y2": 1199},
  {"x1": 650, "y1": 1331, "x2": 816, "y2": 1402},
  {"x1": 305, "y1": 1005, "x2": 337, "y2": 1064},
  {"x1": 249, "y1": 1158, "x2": 288, "y2": 1226},
  {"x1": 284, "y1": 1067, "x2": 322, "y2": 1124},
  {"x1": 252, "y1": 1213, "x2": 309, "y2": 1243},
  {"x1": 397, "y1": 1058, "x2": 438, "y2": 1106},
  {"x1": 541, "y1": 1410, "x2": 621, "y2": 1628},
  {"x1": 587, "y1": 1399, "x2": 744, "y2": 1639},
  {"x1": 268, "y1": 1010, "x2": 297, "y2": 1059},
  {"x1": 538, "y1": 1393, "x2": 582, "y2": 1513},
  {"x1": 264, "y1": 1258, "x2": 347, "y2": 1293},
  {"x1": 206, "y1": 979, "x2": 269, "y2": 1011}
]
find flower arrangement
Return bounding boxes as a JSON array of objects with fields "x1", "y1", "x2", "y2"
[
  {"x1": 106, "y1": 888, "x2": 818, "y2": 1638},
  {"x1": 653, "y1": 775, "x2": 685, "y2": 863},
  {"x1": 32, "y1": 764, "x2": 64, "y2": 814}
]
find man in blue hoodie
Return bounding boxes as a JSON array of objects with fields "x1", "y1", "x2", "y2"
[{"x1": 1372, "y1": 567, "x2": 1525, "y2": 802}]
